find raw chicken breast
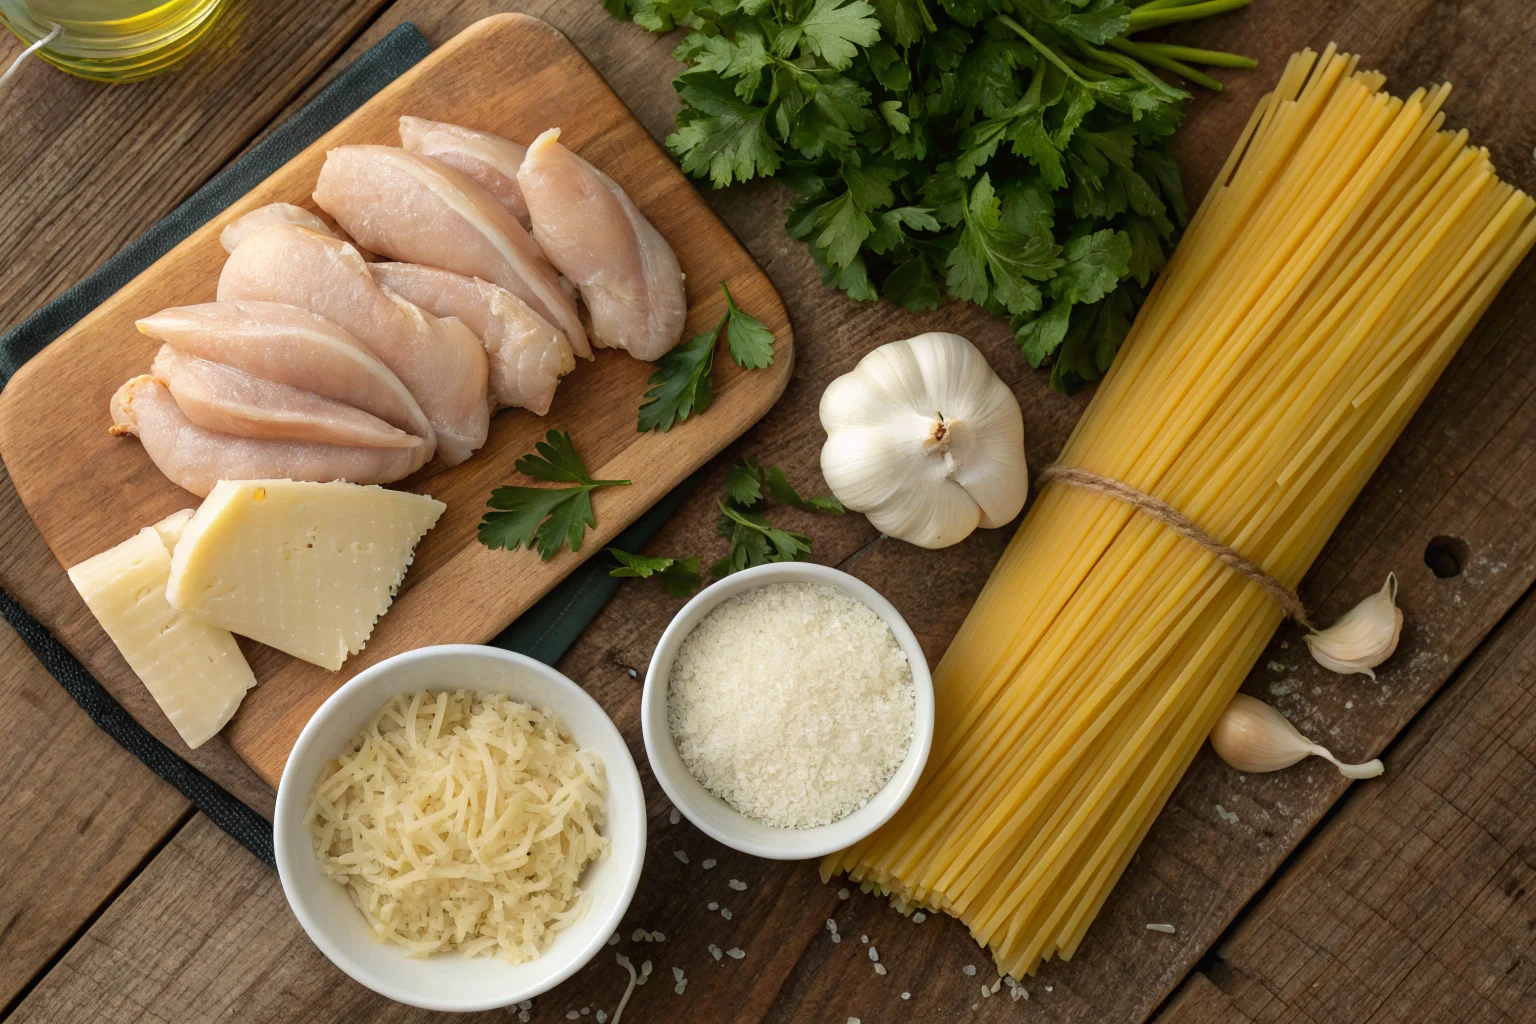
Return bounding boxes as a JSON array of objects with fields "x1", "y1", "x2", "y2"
[
  {"x1": 312, "y1": 145, "x2": 590, "y2": 358},
  {"x1": 110, "y1": 376, "x2": 431, "y2": 497},
  {"x1": 151, "y1": 345, "x2": 422, "y2": 449},
  {"x1": 370, "y1": 263, "x2": 575, "y2": 415},
  {"x1": 517, "y1": 128, "x2": 687, "y2": 362},
  {"x1": 399, "y1": 116, "x2": 530, "y2": 227},
  {"x1": 137, "y1": 299, "x2": 434, "y2": 446},
  {"x1": 220, "y1": 203, "x2": 336, "y2": 254},
  {"x1": 218, "y1": 225, "x2": 490, "y2": 465}
]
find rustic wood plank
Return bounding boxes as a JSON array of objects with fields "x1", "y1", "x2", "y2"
[
  {"x1": 1154, "y1": 589, "x2": 1536, "y2": 1024},
  {"x1": 0, "y1": 619, "x2": 190, "y2": 1013},
  {"x1": 9, "y1": 1, "x2": 1536, "y2": 1023}
]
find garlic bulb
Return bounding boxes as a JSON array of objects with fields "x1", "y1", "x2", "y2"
[
  {"x1": 1304, "y1": 573, "x2": 1402, "y2": 678},
  {"x1": 819, "y1": 333, "x2": 1027, "y2": 549},
  {"x1": 1210, "y1": 694, "x2": 1383, "y2": 779}
]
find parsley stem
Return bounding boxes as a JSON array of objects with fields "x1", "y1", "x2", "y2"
[
  {"x1": 1132, "y1": 0, "x2": 1216, "y2": 12},
  {"x1": 995, "y1": 15, "x2": 1089, "y2": 87},
  {"x1": 1127, "y1": 0, "x2": 1250, "y2": 32},
  {"x1": 1128, "y1": 41, "x2": 1259, "y2": 69},
  {"x1": 1105, "y1": 38, "x2": 1224, "y2": 92}
]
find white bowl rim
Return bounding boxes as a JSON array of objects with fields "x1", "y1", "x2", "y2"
[
  {"x1": 273, "y1": 644, "x2": 646, "y2": 1012},
  {"x1": 641, "y1": 562, "x2": 935, "y2": 860}
]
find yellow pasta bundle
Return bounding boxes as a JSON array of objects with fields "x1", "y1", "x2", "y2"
[{"x1": 824, "y1": 45, "x2": 1536, "y2": 979}]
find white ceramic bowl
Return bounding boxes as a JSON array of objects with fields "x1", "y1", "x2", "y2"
[
  {"x1": 641, "y1": 562, "x2": 934, "y2": 860},
  {"x1": 274, "y1": 645, "x2": 646, "y2": 1013}
]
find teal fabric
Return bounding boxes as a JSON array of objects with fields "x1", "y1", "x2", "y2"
[{"x1": 0, "y1": 23, "x2": 687, "y2": 864}]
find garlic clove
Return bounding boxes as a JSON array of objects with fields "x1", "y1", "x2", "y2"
[
  {"x1": 1210, "y1": 694, "x2": 1384, "y2": 779},
  {"x1": 1304, "y1": 573, "x2": 1402, "y2": 679}
]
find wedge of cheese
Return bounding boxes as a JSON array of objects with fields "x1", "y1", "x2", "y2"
[
  {"x1": 68, "y1": 510, "x2": 256, "y2": 749},
  {"x1": 165, "y1": 480, "x2": 446, "y2": 670}
]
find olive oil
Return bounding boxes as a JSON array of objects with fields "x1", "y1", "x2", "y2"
[{"x1": 0, "y1": 0, "x2": 228, "y2": 82}]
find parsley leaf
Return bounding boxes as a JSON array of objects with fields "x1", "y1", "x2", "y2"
[
  {"x1": 724, "y1": 456, "x2": 846, "y2": 514},
  {"x1": 479, "y1": 431, "x2": 631, "y2": 559},
  {"x1": 712, "y1": 502, "x2": 814, "y2": 577},
  {"x1": 607, "y1": 549, "x2": 704, "y2": 597},
  {"x1": 609, "y1": 0, "x2": 1252, "y2": 392},
  {"x1": 638, "y1": 281, "x2": 776, "y2": 432}
]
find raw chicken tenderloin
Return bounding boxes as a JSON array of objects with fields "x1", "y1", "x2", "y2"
[
  {"x1": 151, "y1": 345, "x2": 422, "y2": 449},
  {"x1": 110, "y1": 376, "x2": 430, "y2": 497},
  {"x1": 137, "y1": 299, "x2": 434, "y2": 446},
  {"x1": 219, "y1": 203, "x2": 336, "y2": 254},
  {"x1": 370, "y1": 263, "x2": 575, "y2": 415},
  {"x1": 517, "y1": 128, "x2": 687, "y2": 362},
  {"x1": 398, "y1": 116, "x2": 530, "y2": 228},
  {"x1": 218, "y1": 225, "x2": 490, "y2": 465},
  {"x1": 311, "y1": 145, "x2": 591, "y2": 359}
]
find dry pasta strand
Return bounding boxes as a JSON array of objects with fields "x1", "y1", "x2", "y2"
[{"x1": 822, "y1": 48, "x2": 1536, "y2": 979}]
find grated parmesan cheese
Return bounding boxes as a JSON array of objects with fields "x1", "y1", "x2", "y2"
[
  {"x1": 667, "y1": 583, "x2": 915, "y2": 828},
  {"x1": 307, "y1": 691, "x2": 607, "y2": 963}
]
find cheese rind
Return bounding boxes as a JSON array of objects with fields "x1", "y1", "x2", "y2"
[
  {"x1": 165, "y1": 480, "x2": 446, "y2": 670},
  {"x1": 68, "y1": 514, "x2": 256, "y2": 749}
]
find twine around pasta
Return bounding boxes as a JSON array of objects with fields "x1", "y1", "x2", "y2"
[{"x1": 1037, "y1": 464, "x2": 1314, "y2": 630}]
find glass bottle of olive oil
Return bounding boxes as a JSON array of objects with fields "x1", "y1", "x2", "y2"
[{"x1": 0, "y1": 0, "x2": 229, "y2": 83}]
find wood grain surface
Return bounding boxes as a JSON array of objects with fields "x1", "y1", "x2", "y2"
[
  {"x1": 1159, "y1": 583, "x2": 1536, "y2": 1024},
  {"x1": 4, "y1": 1, "x2": 1536, "y2": 1023},
  {"x1": 0, "y1": 13, "x2": 794, "y2": 788}
]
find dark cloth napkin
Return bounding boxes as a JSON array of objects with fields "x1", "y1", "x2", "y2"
[{"x1": 0, "y1": 23, "x2": 689, "y2": 869}]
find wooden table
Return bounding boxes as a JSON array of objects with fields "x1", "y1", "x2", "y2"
[{"x1": 1, "y1": 3, "x2": 1532, "y2": 1022}]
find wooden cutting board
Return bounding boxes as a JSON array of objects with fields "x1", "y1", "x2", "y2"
[{"x1": 0, "y1": 13, "x2": 792, "y2": 788}]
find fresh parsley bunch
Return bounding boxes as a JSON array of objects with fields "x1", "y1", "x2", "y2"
[{"x1": 605, "y1": 0, "x2": 1252, "y2": 391}]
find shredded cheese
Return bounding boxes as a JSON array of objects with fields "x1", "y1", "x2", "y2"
[{"x1": 307, "y1": 690, "x2": 608, "y2": 963}]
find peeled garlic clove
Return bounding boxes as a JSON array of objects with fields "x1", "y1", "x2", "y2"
[
  {"x1": 819, "y1": 333, "x2": 1027, "y2": 549},
  {"x1": 1304, "y1": 573, "x2": 1402, "y2": 679},
  {"x1": 1210, "y1": 694, "x2": 1383, "y2": 780}
]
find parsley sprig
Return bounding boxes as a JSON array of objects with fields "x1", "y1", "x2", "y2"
[
  {"x1": 606, "y1": 456, "x2": 844, "y2": 592},
  {"x1": 607, "y1": 549, "x2": 705, "y2": 597},
  {"x1": 478, "y1": 430, "x2": 631, "y2": 559},
  {"x1": 639, "y1": 280, "x2": 775, "y2": 432},
  {"x1": 605, "y1": 0, "x2": 1253, "y2": 392}
]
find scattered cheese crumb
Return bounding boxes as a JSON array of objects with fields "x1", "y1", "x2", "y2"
[
  {"x1": 826, "y1": 919, "x2": 838, "y2": 933},
  {"x1": 1345, "y1": 700, "x2": 1354, "y2": 709},
  {"x1": 632, "y1": 929, "x2": 646, "y2": 942},
  {"x1": 1215, "y1": 804, "x2": 1239, "y2": 825},
  {"x1": 627, "y1": 668, "x2": 638, "y2": 678},
  {"x1": 567, "y1": 1013, "x2": 579, "y2": 1020},
  {"x1": 874, "y1": 963, "x2": 888, "y2": 976},
  {"x1": 721, "y1": 908, "x2": 733, "y2": 920},
  {"x1": 729, "y1": 879, "x2": 748, "y2": 891},
  {"x1": 710, "y1": 944, "x2": 723, "y2": 961},
  {"x1": 963, "y1": 964, "x2": 977, "y2": 976},
  {"x1": 1146, "y1": 923, "x2": 1177, "y2": 934},
  {"x1": 1045, "y1": 986, "x2": 1052, "y2": 993},
  {"x1": 901, "y1": 992, "x2": 910, "y2": 1000},
  {"x1": 982, "y1": 984, "x2": 991, "y2": 998},
  {"x1": 868, "y1": 947, "x2": 879, "y2": 962},
  {"x1": 702, "y1": 858, "x2": 717, "y2": 870},
  {"x1": 674, "y1": 980, "x2": 687, "y2": 995},
  {"x1": 912, "y1": 912, "x2": 926, "y2": 923},
  {"x1": 608, "y1": 933, "x2": 620, "y2": 946},
  {"x1": 669, "y1": 808, "x2": 681, "y2": 825},
  {"x1": 597, "y1": 1012, "x2": 608, "y2": 1023},
  {"x1": 652, "y1": 931, "x2": 666, "y2": 942},
  {"x1": 860, "y1": 934, "x2": 868, "y2": 944},
  {"x1": 708, "y1": 902, "x2": 719, "y2": 911},
  {"x1": 520, "y1": 1013, "x2": 530, "y2": 1023},
  {"x1": 727, "y1": 947, "x2": 745, "y2": 960},
  {"x1": 674, "y1": 850, "x2": 690, "y2": 864},
  {"x1": 672, "y1": 967, "x2": 684, "y2": 982},
  {"x1": 831, "y1": 933, "x2": 842, "y2": 944},
  {"x1": 581, "y1": 1009, "x2": 590, "y2": 1016}
]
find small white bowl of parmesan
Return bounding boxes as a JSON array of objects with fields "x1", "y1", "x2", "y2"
[
  {"x1": 642, "y1": 562, "x2": 935, "y2": 860},
  {"x1": 274, "y1": 645, "x2": 646, "y2": 1012}
]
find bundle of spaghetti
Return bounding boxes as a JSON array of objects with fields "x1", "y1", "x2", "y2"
[{"x1": 823, "y1": 45, "x2": 1536, "y2": 979}]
